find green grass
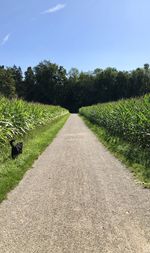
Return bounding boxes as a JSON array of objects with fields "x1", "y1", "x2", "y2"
[
  {"x1": 0, "y1": 114, "x2": 69, "y2": 202},
  {"x1": 81, "y1": 115, "x2": 150, "y2": 188}
]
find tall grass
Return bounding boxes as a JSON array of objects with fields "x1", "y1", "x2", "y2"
[
  {"x1": 0, "y1": 97, "x2": 68, "y2": 162},
  {"x1": 79, "y1": 94, "x2": 150, "y2": 185},
  {"x1": 80, "y1": 94, "x2": 150, "y2": 149}
]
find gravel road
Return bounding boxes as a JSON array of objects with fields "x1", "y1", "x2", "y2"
[{"x1": 0, "y1": 114, "x2": 149, "y2": 253}]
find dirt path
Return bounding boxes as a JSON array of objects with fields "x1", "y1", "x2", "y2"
[{"x1": 0, "y1": 114, "x2": 149, "y2": 253}]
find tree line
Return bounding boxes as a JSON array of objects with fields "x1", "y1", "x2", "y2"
[{"x1": 0, "y1": 61, "x2": 150, "y2": 112}]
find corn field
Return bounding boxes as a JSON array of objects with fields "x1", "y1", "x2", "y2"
[
  {"x1": 79, "y1": 94, "x2": 150, "y2": 149},
  {"x1": 0, "y1": 97, "x2": 68, "y2": 148}
]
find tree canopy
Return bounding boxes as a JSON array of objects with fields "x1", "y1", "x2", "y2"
[{"x1": 0, "y1": 61, "x2": 150, "y2": 112}]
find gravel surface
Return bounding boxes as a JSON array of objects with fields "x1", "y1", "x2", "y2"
[{"x1": 0, "y1": 114, "x2": 149, "y2": 253}]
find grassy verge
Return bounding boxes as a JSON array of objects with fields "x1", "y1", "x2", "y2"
[
  {"x1": 81, "y1": 116, "x2": 150, "y2": 188},
  {"x1": 0, "y1": 114, "x2": 69, "y2": 202}
]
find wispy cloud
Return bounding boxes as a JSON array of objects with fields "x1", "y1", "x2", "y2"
[
  {"x1": 42, "y1": 4, "x2": 66, "y2": 14},
  {"x1": 1, "y1": 33, "x2": 11, "y2": 46}
]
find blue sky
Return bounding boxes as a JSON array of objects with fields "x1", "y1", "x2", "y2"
[{"x1": 0, "y1": 0, "x2": 150, "y2": 72}]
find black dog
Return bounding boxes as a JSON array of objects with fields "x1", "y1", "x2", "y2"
[{"x1": 10, "y1": 140, "x2": 23, "y2": 159}]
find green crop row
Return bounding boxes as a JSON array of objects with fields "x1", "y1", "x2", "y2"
[
  {"x1": 79, "y1": 94, "x2": 150, "y2": 149},
  {"x1": 0, "y1": 96, "x2": 68, "y2": 148}
]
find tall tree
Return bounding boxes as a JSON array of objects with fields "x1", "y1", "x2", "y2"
[
  {"x1": 24, "y1": 67, "x2": 36, "y2": 101},
  {"x1": 8, "y1": 65, "x2": 24, "y2": 98},
  {"x1": 0, "y1": 68, "x2": 16, "y2": 98},
  {"x1": 34, "y1": 60, "x2": 67, "y2": 104}
]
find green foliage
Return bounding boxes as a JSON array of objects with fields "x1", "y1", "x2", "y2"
[
  {"x1": 8, "y1": 65, "x2": 24, "y2": 97},
  {"x1": 81, "y1": 116, "x2": 150, "y2": 187},
  {"x1": 79, "y1": 94, "x2": 150, "y2": 150},
  {"x1": 1, "y1": 61, "x2": 150, "y2": 112},
  {"x1": 33, "y1": 60, "x2": 67, "y2": 104},
  {"x1": 0, "y1": 67, "x2": 16, "y2": 98},
  {"x1": 24, "y1": 67, "x2": 35, "y2": 101},
  {"x1": 80, "y1": 95, "x2": 150, "y2": 183},
  {"x1": 0, "y1": 97, "x2": 68, "y2": 162}
]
